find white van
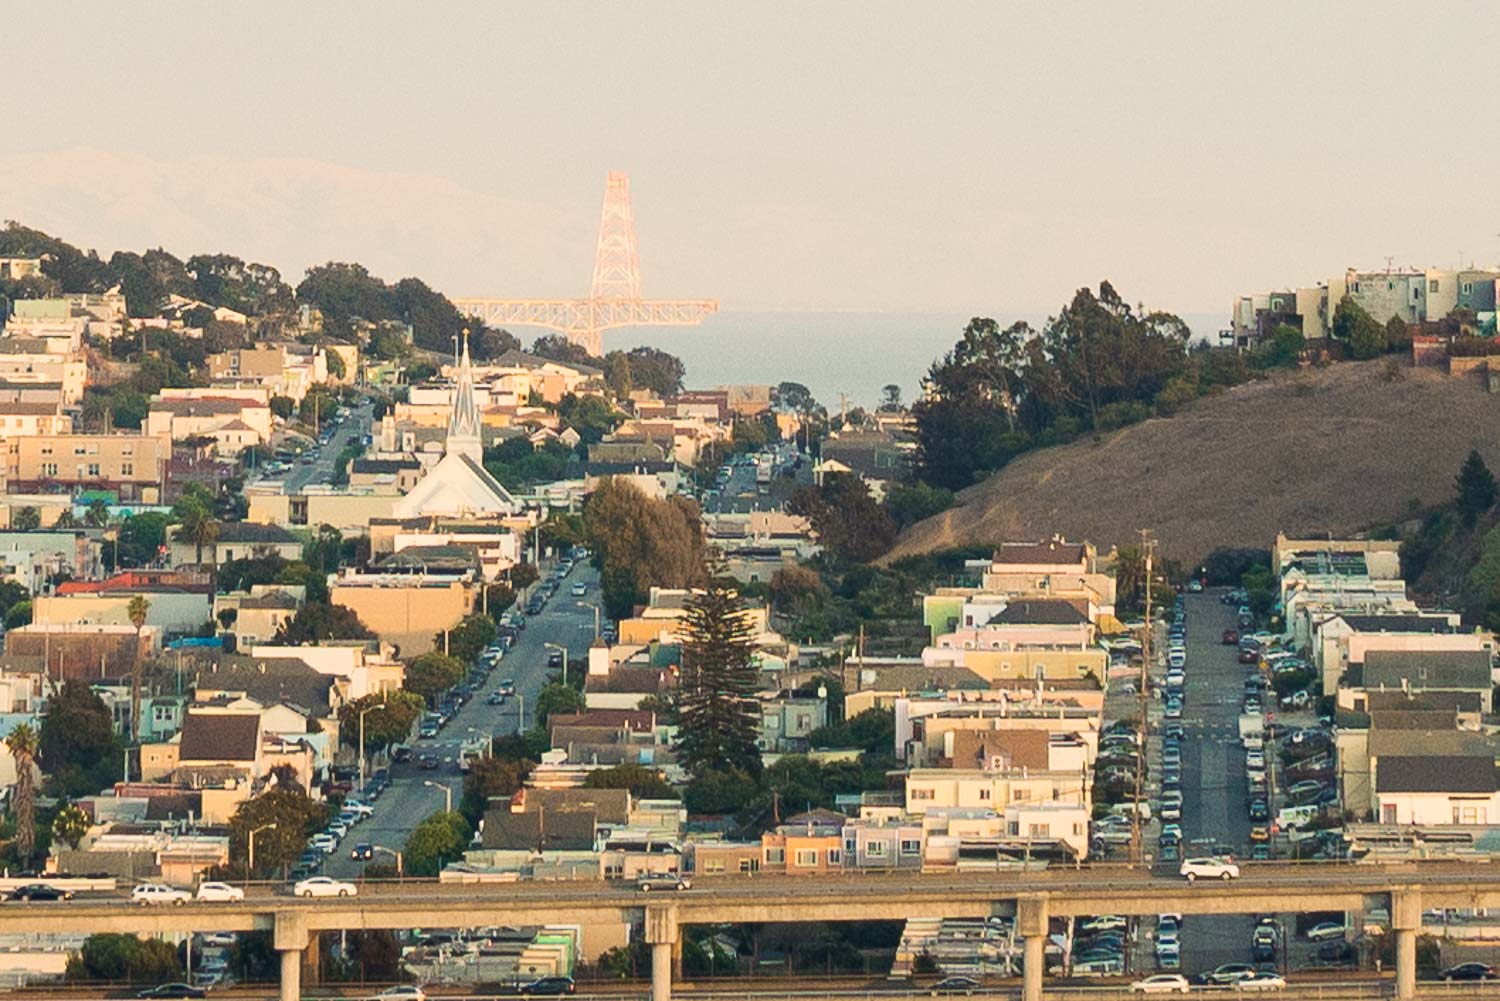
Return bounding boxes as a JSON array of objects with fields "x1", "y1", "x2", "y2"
[{"x1": 1277, "y1": 804, "x2": 1319, "y2": 829}]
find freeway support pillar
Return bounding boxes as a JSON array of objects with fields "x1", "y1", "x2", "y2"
[
  {"x1": 1018, "y1": 895, "x2": 1050, "y2": 1001},
  {"x1": 274, "y1": 912, "x2": 310, "y2": 1001},
  {"x1": 645, "y1": 904, "x2": 679, "y2": 1001},
  {"x1": 1393, "y1": 889, "x2": 1421, "y2": 1001}
]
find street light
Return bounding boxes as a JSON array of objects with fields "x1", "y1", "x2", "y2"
[
  {"x1": 357, "y1": 700, "x2": 386, "y2": 794},
  {"x1": 576, "y1": 601, "x2": 601, "y2": 640},
  {"x1": 423, "y1": 780, "x2": 452, "y2": 814},
  {"x1": 248, "y1": 822, "x2": 277, "y2": 874},
  {"x1": 544, "y1": 642, "x2": 569, "y2": 686}
]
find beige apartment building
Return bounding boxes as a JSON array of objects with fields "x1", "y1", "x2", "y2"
[
  {"x1": 0, "y1": 347, "x2": 87, "y2": 404},
  {"x1": 328, "y1": 570, "x2": 476, "y2": 657},
  {"x1": 9, "y1": 434, "x2": 168, "y2": 501}
]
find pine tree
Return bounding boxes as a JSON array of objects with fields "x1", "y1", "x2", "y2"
[
  {"x1": 675, "y1": 574, "x2": 762, "y2": 778},
  {"x1": 1456, "y1": 448, "x2": 1498, "y2": 526}
]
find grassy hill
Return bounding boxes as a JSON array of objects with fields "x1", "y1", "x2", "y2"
[{"x1": 889, "y1": 359, "x2": 1500, "y2": 567}]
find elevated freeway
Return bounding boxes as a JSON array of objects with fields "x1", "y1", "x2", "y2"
[{"x1": 7, "y1": 863, "x2": 1499, "y2": 1001}]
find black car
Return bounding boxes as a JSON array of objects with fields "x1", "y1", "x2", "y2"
[
  {"x1": 1442, "y1": 963, "x2": 1498, "y2": 981},
  {"x1": 418, "y1": 754, "x2": 440, "y2": 770},
  {"x1": 519, "y1": 975, "x2": 576, "y2": 995},
  {"x1": 391, "y1": 744, "x2": 412, "y2": 763},
  {"x1": 929, "y1": 976, "x2": 981, "y2": 995},
  {"x1": 137, "y1": 985, "x2": 206, "y2": 999},
  {"x1": 8, "y1": 883, "x2": 72, "y2": 902}
]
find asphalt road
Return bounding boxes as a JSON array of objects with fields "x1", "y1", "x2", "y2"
[
  {"x1": 1178, "y1": 592, "x2": 1256, "y2": 978},
  {"x1": 255, "y1": 400, "x2": 373, "y2": 493},
  {"x1": 322, "y1": 563, "x2": 601, "y2": 879}
]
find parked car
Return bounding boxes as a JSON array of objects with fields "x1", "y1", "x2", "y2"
[
  {"x1": 131, "y1": 883, "x2": 192, "y2": 906},
  {"x1": 1131, "y1": 974, "x2": 1191, "y2": 994},
  {"x1": 293, "y1": 876, "x2": 357, "y2": 898},
  {"x1": 7, "y1": 883, "x2": 72, "y2": 902},
  {"x1": 518, "y1": 976, "x2": 576, "y2": 995},
  {"x1": 1304, "y1": 922, "x2": 1346, "y2": 942},
  {"x1": 194, "y1": 881, "x2": 244, "y2": 902},
  {"x1": 1180, "y1": 857, "x2": 1239, "y2": 882}
]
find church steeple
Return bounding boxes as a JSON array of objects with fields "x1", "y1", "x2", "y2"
[{"x1": 446, "y1": 329, "x2": 483, "y2": 463}]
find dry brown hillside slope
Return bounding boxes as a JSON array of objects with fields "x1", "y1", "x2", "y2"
[{"x1": 889, "y1": 360, "x2": 1500, "y2": 566}]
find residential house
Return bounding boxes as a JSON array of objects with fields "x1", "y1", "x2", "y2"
[
  {"x1": 9, "y1": 433, "x2": 168, "y2": 501},
  {"x1": 1339, "y1": 649, "x2": 1493, "y2": 714},
  {"x1": 1375, "y1": 755, "x2": 1500, "y2": 826},
  {"x1": 170, "y1": 520, "x2": 303, "y2": 567}
]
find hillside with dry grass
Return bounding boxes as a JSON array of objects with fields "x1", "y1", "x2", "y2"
[{"x1": 889, "y1": 360, "x2": 1500, "y2": 566}]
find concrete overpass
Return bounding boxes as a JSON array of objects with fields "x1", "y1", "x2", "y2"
[{"x1": 10, "y1": 863, "x2": 1500, "y2": 1001}]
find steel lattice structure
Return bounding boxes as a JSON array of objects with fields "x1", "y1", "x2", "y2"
[{"x1": 454, "y1": 171, "x2": 717, "y2": 357}]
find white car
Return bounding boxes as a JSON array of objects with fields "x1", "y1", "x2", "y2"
[
  {"x1": 343, "y1": 800, "x2": 375, "y2": 818},
  {"x1": 293, "y1": 876, "x2": 357, "y2": 898},
  {"x1": 1305, "y1": 922, "x2": 1346, "y2": 942},
  {"x1": 1235, "y1": 972, "x2": 1287, "y2": 991},
  {"x1": 1180, "y1": 857, "x2": 1240, "y2": 882},
  {"x1": 311, "y1": 833, "x2": 338, "y2": 854},
  {"x1": 131, "y1": 882, "x2": 192, "y2": 906},
  {"x1": 368, "y1": 988, "x2": 427, "y2": 1001},
  {"x1": 195, "y1": 881, "x2": 244, "y2": 902},
  {"x1": 1132, "y1": 974, "x2": 1191, "y2": 993}
]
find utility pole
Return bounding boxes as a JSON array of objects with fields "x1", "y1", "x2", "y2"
[{"x1": 1129, "y1": 529, "x2": 1155, "y2": 867}]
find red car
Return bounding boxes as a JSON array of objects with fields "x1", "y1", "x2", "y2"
[
  {"x1": 1239, "y1": 649, "x2": 1259, "y2": 664},
  {"x1": 1222, "y1": 629, "x2": 1239, "y2": 645}
]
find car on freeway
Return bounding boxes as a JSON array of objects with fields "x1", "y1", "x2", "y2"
[
  {"x1": 1180, "y1": 857, "x2": 1239, "y2": 882},
  {"x1": 131, "y1": 883, "x2": 192, "y2": 906},
  {"x1": 136, "y1": 984, "x2": 206, "y2": 999},
  {"x1": 1235, "y1": 972, "x2": 1287, "y2": 992},
  {"x1": 367, "y1": 988, "x2": 427, "y2": 1001},
  {"x1": 293, "y1": 876, "x2": 357, "y2": 898},
  {"x1": 1201, "y1": 963, "x2": 1257, "y2": 986},
  {"x1": 636, "y1": 873, "x2": 692, "y2": 892},
  {"x1": 350, "y1": 843, "x2": 375, "y2": 861},
  {"x1": 928, "y1": 976, "x2": 982, "y2": 996},
  {"x1": 518, "y1": 975, "x2": 576, "y2": 995},
  {"x1": 194, "y1": 881, "x2": 244, "y2": 902},
  {"x1": 1304, "y1": 922, "x2": 1346, "y2": 942},
  {"x1": 7, "y1": 883, "x2": 72, "y2": 902},
  {"x1": 1441, "y1": 963, "x2": 1498, "y2": 981},
  {"x1": 1131, "y1": 974, "x2": 1191, "y2": 994}
]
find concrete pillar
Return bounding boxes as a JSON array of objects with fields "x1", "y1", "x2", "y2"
[
  {"x1": 1392, "y1": 889, "x2": 1421, "y2": 1001},
  {"x1": 1017, "y1": 896, "x2": 1050, "y2": 1001},
  {"x1": 274, "y1": 911, "x2": 309, "y2": 1001},
  {"x1": 651, "y1": 940, "x2": 672, "y2": 1001},
  {"x1": 644, "y1": 904, "x2": 679, "y2": 1001},
  {"x1": 279, "y1": 946, "x2": 300, "y2": 1001}
]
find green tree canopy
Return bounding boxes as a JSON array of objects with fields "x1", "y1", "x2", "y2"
[
  {"x1": 441, "y1": 614, "x2": 496, "y2": 665},
  {"x1": 582, "y1": 764, "x2": 675, "y2": 800},
  {"x1": 459, "y1": 755, "x2": 534, "y2": 827},
  {"x1": 404, "y1": 652, "x2": 465, "y2": 702},
  {"x1": 338, "y1": 691, "x2": 425, "y2": 751},
  {"x1": 276, "y1": 602, "x2": 374, "y2": 644},
  {"x1": 788, "y1": 473, "x2": 896, "y2": 564},
  {"x1": 1457, "y1": 449, "x2": 1498, "y2": 526},
  {"x1": 228, "y1": 787, "x2": 328, "y2": 876},
  {"x1": 1331, "y1": 295, "x2": 1388, "y2": 360},
  {"x1": 68, "y1": 933, "x2": 180, "y2": 984},
  {"x1": 403, "y1": 810, "x2": 470, "y2": 877},
  {"x1": 534, "y1": 682, "x2": 585, "y2": 726},
  {"x1": 676, "y1": 575, "x2": 761, "y2": 777},
  {"x1": 39, "y1": 681, "x2": 121, "y2": 797},
  {"x1": 584, "y1": 478, "x2": 706, "y2": 618}
]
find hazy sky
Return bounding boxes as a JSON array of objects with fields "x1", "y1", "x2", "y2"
[{"x1": 4, "y1": 1, "x2": 1500, "y2": 317}]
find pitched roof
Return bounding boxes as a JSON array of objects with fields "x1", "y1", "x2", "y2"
[
  {"x1": 1377, "y1": 755, "x2": 1499, "y2": 794},
  {"x1": 151, "y1": 398, "x2": 263, "y2": 416},
  {"x1": 1360, "y1": 649, "x2": 1491, "y2": 690},
  {"x1": 858, "y1": 665, "x2": 989, "y2": 693},
  {"x1": 585, "y1": 668, "x2": 675, "y2": 695},
  {"x1": 481, "y1": 808, "x2": 596, "y2": 851},
  {"x1": 1369, "y1": 728, "x2": 1493, "y2": 758},
  {"x1": 352, "y1": 458, "x2": 420, "y2": 474},
  {"x1": 989, "y1": 599, "x2": 1090, "y2": 626},
  {"x1": 949, "y1": 729, "x2": 1050, "y2": 770},
  {"x1": 195, "y1": 658, "x2": 336, "y2": 716},
  {"x1": 177, "y1": 712, "x2": 260, "y2": 762},
  {"x1": 519, "y1": 787, "x2": 631, "y2": 824},
  {"x1": 548, "y1": 709, "x2": 655, "y2": 735},
  {"x1": 1336, "y1": 614, "x2": 1457, "y2": 635},
  {"x1": 992, "y1": 539, "x2": 1088, "y2": 566},
  {"x1": 216, "y1": 522, "x2": 300, "y2": 545}
]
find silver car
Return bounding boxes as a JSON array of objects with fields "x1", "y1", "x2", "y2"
[{"x1": 635, "y1": 873, "x2": 691, "y2": 892}]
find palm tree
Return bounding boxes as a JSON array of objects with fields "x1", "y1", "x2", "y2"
[
  {"x1": 175, "y1": 499, "x2": 219, "y2": 566},
  {"x1": 127, "y1": 596, "x2": 150, "y2": 748},
  {"x1": 6, "y1": 724, "x2": 39, "y2": 864},
  {"x1": 84, "y1": 499, "x2": 110, "y2": 528}
]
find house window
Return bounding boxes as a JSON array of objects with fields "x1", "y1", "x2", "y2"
[
  {"x1": 827, "y1": 848, "x2": 841, "y2": 864},
  {"x1": 844, "y1": 839, "x2": 857, "y2": 854},
  {"x1": 1430, "y1": 280, "x2": 1440, "y2": 293},
  {"x1": 73, "y1": 447, "x2": 85, "y2": 456},
  {"x1": 794, "y1": 850, "x2": 818, "y2": 867},
  {"x1": 978, "y1": 788, "x2": 991, "y2": 800},
  {"x1": 1029, "y1": 824, "x2": 1049, "y2": 837},
  {"x1": 121, "y1": 463, "x2": 133, "y2": 476},
  {"x1": 738, "y1": 858, "x2": 758, "y2": 873},
  {"x1": 86, "y1": 463, "x2": 99, "y2": 477},
  {"x1": 1463, "y1": 281, "x2": 1474, "y2": 295},
  {"x1": 911, "y1": 788, "x2": 935, "y2": 801},
  {"x1": 40, "y1": 446, "x2": 51, "y2": 456},
  {"x1": 1381, "y1": 804, "x2": 1397, "y2": 824},
  {"x1": 702, "y1": 860, "x2": 726, "y2": 874},
  {"x1": 41, "y1": 463, "x2": 56, "y2": 476},
  {"x1": 867, "y1": 841, "x2": 887, "y2": 858},
  {"x1": 1386, "y1": 281, "x2": 1394, "y2": 291},
  {"x1": 900, "y1": 839, "x2": 922, "y2": 855},
  {"x1": 1352, "y1": 281, "x2": 1362, "y2": 293},
  {"x1": 765, "y1": 847, "x2": 785, "y2": 864}
]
